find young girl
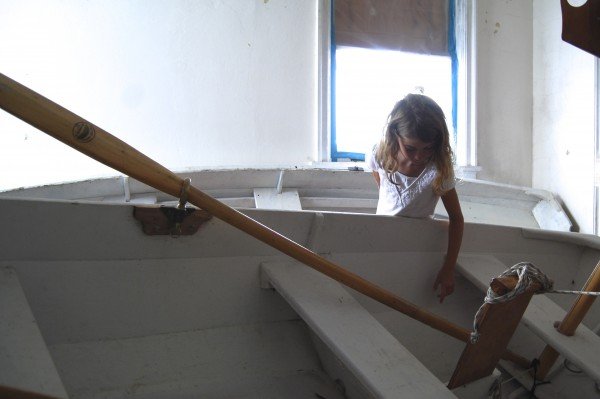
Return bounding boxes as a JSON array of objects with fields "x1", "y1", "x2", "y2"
[{"x1": 367, "y1": 93, "x2": 464, "y2": 303}]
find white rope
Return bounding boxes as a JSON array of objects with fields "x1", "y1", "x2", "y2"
[
  {"x1": 547, "y1": 289, "x2": 600, "y2": 296},
  {"x1": 469, "y1": 262, "x2": 600, "y2": 343}
]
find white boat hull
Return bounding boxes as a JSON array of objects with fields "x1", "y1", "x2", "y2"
[{"x1": 1, "y1": 197, "x2": 598, "y2": 398}]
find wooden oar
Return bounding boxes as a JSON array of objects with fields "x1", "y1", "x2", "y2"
[
  {"x1": 0, "y1": 73, "x2": 528, "y2": 368},
  {"x1": 535, "y1": 260, "x2": 600, "y2": 379}
]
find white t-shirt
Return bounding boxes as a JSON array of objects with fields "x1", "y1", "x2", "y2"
[{"x1": 367, "y1": 148, "x2": 455, "y2": 218}]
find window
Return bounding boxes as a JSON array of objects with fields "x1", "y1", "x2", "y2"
[
  {"x1": 328, "y1": 0, "x2": 465, "y2": 163},
  {"x1": 333, "y1": 47, "x2": 453, "y2": 161}
]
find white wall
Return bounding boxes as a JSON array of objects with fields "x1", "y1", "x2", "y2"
[
  {"x1": 474, "y1": 0, "x2": 598, "y2": 233},
  {"x1": 532, "y1": 1, "x2": 596, "y2": 233},
  {"x1": 2, "y1": 0, "x2": 598, "y2": 234},
  {"x1": 475, "y1": 0, "x2": 533, "y2": 187},
  {"x1": 0, "y1": 0, "x2": 318, "y2": 191}
]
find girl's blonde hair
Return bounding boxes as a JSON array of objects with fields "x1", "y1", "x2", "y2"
[{"x1": 375, "y1": 93, "x2": 455, "y2": 195}]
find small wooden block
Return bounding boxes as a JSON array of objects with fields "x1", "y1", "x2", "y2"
[{"x1": 133, "y1": 206, "x2": 212, "y2": 235}]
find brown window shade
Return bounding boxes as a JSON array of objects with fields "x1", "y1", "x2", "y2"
[{"x1": 334, "y1": 0, "x2": 449, "y2": 55}]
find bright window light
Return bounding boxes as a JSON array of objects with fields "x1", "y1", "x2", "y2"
[{"x1": 334, "y1": 47, "x2": 453, "y2": 158}]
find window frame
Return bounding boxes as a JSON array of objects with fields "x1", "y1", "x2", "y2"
[{"x1": 318, "y1": 0, "x2": 477, "y2": 170}]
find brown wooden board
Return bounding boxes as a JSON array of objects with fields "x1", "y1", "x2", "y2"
[
  {"x1": 447, "y1": 285, "x2": 537, "y2": 389},
  {"x1": 561, "y1": 0, "x2": 600, "y2": 58}
]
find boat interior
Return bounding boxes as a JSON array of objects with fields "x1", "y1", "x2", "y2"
[{"x1": 2, "y1": 193, "x2": 600, "y2": 398}]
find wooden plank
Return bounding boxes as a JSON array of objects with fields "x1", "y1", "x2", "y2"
[
  {"x1": 261, "y1": 261, "x2": 457, "y2": 399},
  {"x1": 561, "y1": 0, "x2": 600, "y2": 58},
  {"x1": 447, "y1": 277, "x2": 537, "y2": 389},
  {"x1": 457, "y1": 254, "x2": 600, "y2": 382}
]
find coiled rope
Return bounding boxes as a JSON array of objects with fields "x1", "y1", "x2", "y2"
[{"x1": 470, "y1": 262, "x2": 600, "y2": 344}]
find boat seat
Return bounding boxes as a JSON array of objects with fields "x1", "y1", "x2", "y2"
[
  {"x1": 457, "y1": 253, "x2": 600, "y2": 382},
  {"x1": 261, "y1": 261, "x2": 457, "y2": 399}
]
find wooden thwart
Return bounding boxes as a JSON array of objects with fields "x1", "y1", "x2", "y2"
[
  {"x1": 262, "y1": 261, "x2": 456, "y2": 398},
  {"x1": 447, "y1": 275, "x2": 540, "y2": 389}
]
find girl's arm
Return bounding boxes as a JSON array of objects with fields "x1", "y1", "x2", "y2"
[
  {"x1": 372, "y1": 171, "x2": 381, "y2": 188},
  {"x1": 433, "y1": 188, "x2": 464, "y2": 303}
]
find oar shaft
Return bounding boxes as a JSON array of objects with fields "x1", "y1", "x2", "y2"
[
  {"x1": 0, "y1": 73, "x2": 526, "y2": 367},
  {"x1": 557, "y1": 261, "x2": 600, "y2": 334}
]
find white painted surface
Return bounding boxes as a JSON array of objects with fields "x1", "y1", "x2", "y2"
[
  {"x1": 0, "y1": 169, "x2": 574, "y2": 231},
  {"x1": 533, "y1": 199, "x2": 573, "y2": 231},
  {"x1": 262, "y1": 261, "x2": 457, "y2": 399},
  {"x1": 50, "y1": 321, "x2": 343, "y2": 399},
  {"x1": 532, "y1": 1, "x2": 597, "y2": 234},
  {"x1": 254, "y1": 188, "x2": 302, "y2": 210},
  {"x1": 2, "y1": 197, "x2": 600, "y2": 397},
  {"x1": 0, "y1": 267, "x2": 68, "y2": 398},
  {"x1": 475, "y1": 0, "x2": 533, "y2": 187},
  {"x1": 0, "y1": 0, "x2": 318, "y2": 191}
]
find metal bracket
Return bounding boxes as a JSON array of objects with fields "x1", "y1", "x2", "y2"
[
  {"x1": 133, "y1": 206, "x2": 212, "y2": 236},
  {"x1": 178, "y1": 178, "x2": 192, "y2": 209},
  {"x1": 132, "y1": 178, "x2": 210, "y2": 237}
]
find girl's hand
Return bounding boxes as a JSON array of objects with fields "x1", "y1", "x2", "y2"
[{"x1": 433, "y1": 267, "x2": 455, "y2": 303}]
